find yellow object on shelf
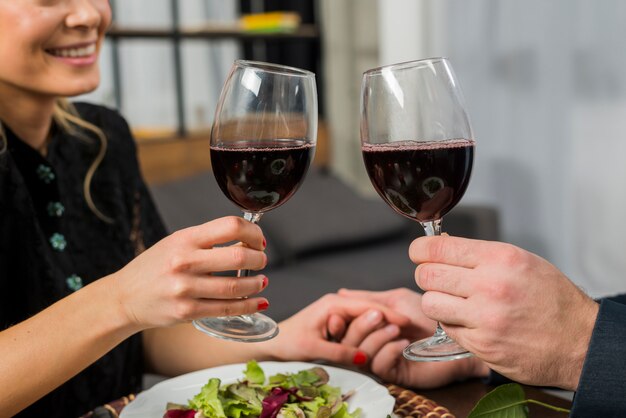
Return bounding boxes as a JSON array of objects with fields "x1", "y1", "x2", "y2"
[{"x1": 239, "y1": 11, "x2": 301, "y2": 33}]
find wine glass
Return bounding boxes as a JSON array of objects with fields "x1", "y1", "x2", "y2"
[
  {"x1": 192, "y1": 60, "x2": 317, "y2": 342},
  {"x1": 360, "y1": 57, "x2": 475, "y2": 361}
]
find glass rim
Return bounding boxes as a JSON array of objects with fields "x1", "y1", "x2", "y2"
[
  {"x1": 363, "y1": 57, "x2": 449, "y2": 77},
  {"x1": 235, "y1": 59, "x2": 315, "y2": 78}
]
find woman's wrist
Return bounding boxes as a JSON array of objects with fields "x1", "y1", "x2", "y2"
[
  {"x1": 252, "y1": 337, "x2": 284, "y2": 362},
  {"x1": 95, "y1": 273, "x2": 145, "y2": 338}
]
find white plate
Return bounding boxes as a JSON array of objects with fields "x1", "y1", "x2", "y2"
[{"x1": 120, "y1": 361, "x2": 395, "y2": 418}]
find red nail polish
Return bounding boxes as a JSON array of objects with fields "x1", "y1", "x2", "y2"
[
  {"x1": 258, "y1": 300, "x2": 269, "y2": 311},
  {"x1": 352, "y1": 351, "x2": 367, "y2": 365},
  {"x1": 261, "y1": 276, "x2": 268, "y2": 289},
  {"x1": 262, "y1": 238, "x2": 267, "y2": 248}
]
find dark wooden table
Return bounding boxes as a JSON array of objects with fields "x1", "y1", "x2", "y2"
[{"x1": 418, "y1": 379, "x2": 572, "y2": 417}]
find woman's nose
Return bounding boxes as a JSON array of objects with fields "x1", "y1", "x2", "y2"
[{"x1": 64, "y1": 0, "x2": 102, "y2": 31}]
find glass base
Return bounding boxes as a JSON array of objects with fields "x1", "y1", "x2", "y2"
[
  {"x1": 403, "y1": 334, "x2": 473, "y2": 362},
  {"x1": 192, "y1": 313, "x2": 279, "y2": 343}
]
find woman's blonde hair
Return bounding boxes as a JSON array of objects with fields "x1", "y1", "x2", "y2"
[{"x1": 0, "y1": 99, "x2": 113, "y2": 223}]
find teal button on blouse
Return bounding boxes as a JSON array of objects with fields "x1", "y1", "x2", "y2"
[
  {"x1": 49, "y1": 232, "x2": 67, "y2": 251},
  {"x1": 66, "y1": 274, "x2": 83, "y2": 291},
  {"x1": 47, "y1": 201, "x2": 65, "y2": 217}
]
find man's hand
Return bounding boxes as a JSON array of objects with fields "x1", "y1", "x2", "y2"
[{"x1": 411, "y1": 236, "x2": 599, "y2": 390}]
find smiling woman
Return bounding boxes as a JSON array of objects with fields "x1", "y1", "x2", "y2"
[
  {"x1": 0, "y1": 0, "x2": 269, "y2": 416},
  {"x1": 0, "y1": 2, "x2": 404, "y2": 417}
]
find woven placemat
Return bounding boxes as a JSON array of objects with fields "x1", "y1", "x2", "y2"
[
  {"x1": 81, "y1": 386, "x2": 455, "y2": 418},
  {"x1": 386, "y1": 384, "x2": 455, "y2": 418}
]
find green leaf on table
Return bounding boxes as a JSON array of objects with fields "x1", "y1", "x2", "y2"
[{"x1": 468, "y1": 383, "x2": 529, "y2": 418}]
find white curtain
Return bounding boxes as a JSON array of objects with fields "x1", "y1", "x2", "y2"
[
  {"x1": 80, "y1": 0, "x2": 239, "y2": 132},
  {"x1": 378, "y1": 0, "x2": 626, "y2": 297}
]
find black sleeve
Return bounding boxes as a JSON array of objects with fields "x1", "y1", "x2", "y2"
[
  {"x1": 482, "y1": 370, "x2": 514, "y2": 386},
  {"x1": 570, "y1": 299, "x2": 626, "y2": 417},
  {"x1": 603, "y1": 293, "x2": 626, "y2": 305}
]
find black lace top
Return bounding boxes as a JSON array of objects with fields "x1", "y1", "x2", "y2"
[{"x1": 0, "y1": 103, "x2": 168, "y2": 417}]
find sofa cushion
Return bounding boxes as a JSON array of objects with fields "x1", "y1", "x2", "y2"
[{"x1": 258, "y1": 169, "x2": 408, "y2": 259}]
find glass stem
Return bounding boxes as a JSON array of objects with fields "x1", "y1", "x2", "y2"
[
  {"x1": 420, "y1": 218, "x2": 442, "y2": 237},
  {"x1": 238, "y1": 212, "x2": 263, "y2": 278},
  {"x1": 234, "y1": 212, "x2": 264, "y2": 323},
  {"x1": 420, "y1": 219, "x2": 448, "y2": 340}
]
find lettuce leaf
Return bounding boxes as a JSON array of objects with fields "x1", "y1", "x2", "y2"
[
  {"x1": 188, "y1": 378, "x2": 227, "y2": 418},
  {"x1": 245, "y1": 360, "x2": 266, "y2": 385},
  {"x1": 178, "y1": 362, "x2": 361, "y2": 418},
  {"x1": 331, "y1": 403, "x2": 362, "y2": 418}
]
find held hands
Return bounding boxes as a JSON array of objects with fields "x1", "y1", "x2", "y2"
[
  {"x1": 411, "y1": 236, "x2": 599, "y2": 391},
  {"x1": 331, "y1": 289, "x2": 488, "y2": 388},
  {"x1": 260, "y1": 294, "x2": 412, "y2": 367},
  {"x1": 110, "y1": 216, "x2": 269, "y2": 330}
]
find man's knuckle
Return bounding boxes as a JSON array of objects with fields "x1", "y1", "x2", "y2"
[
  {"x1": 419, "y1": 264, "x2": 440, "y2": 289},
  {"x1": 421, "y1": 292, "x2": 437, "y2": 316},
  {"x1": 428, "y1": 238, "x2": 448, "y2": 261},
  {"x1": 498, "y1": 244, "x2": 525, "y2": 267}
]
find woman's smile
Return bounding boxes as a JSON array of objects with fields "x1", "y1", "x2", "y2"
[
  {"x1": 0, "y1": 0, "x2": 111, "y2": 97},
  {"x1": 45, "y1": 41, "x2": 98, "y2": 66}
]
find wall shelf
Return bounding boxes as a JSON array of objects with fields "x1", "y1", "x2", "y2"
[{"x1": 107, "y1": 24, "x2": 319, "y2": 40}]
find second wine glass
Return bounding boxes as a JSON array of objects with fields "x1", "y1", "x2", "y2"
[
  {"x1": 192, "y1": 60, "x2": 317, "y2": 342},
  {"x1": 360, "y1": 58, "x2": 475, "y2": 361}
]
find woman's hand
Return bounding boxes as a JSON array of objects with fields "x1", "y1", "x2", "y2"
[
  {"x1": 110, "y1": 216, "x2": 269, "y2": 330},
  {"x1": 334, "y1": 288, "x2": 488, "y2": 388}
]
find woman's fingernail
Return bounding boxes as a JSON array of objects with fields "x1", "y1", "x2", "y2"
[
  {"x1": 262, "y1": 238, "x2": 267, "y2": 248},
  {"x1": 261, "y1": 276, "x2": 268, "y2": 289},
  {"x1": 258, "y1": 300, "x2": 269, "y2": 311},
  {"x1": 366, "y1": 310, "x2": 382, "y2": 324},
  {"x1": 385, "y1": 324, "x2": 399, "y2": 335},
  {"x1": 352, "y1": 351, "x2": 368, "y2": 365}
]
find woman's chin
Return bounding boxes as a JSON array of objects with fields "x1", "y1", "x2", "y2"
[{"x1": 59, "y1": 79, "x2": 101, "y2": 98}]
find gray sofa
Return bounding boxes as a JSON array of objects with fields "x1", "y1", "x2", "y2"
[{"x1": 150, "y1": 169, "x2": 499, "y2": 322}]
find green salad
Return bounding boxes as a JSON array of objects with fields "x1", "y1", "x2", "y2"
[{"x1": 164, "y1": 361, "x2": 362, "y2": 418}]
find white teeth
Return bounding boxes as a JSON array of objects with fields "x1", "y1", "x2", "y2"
[{"x1": 48, "y1": 44, "x2": 96, "y2": 58}]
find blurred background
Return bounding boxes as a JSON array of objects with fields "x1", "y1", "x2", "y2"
[{"x1": 82, "y1": 0, "x2": 626, "y2": 300}]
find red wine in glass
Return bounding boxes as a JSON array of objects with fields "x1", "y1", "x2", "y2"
[
  {"x1": 361, "y1": 57, "x2": 475, "y2": 361},
  {"x1": 211, "y1": 139, "x2": 315, "y2": 213},
  {"x1": 362, "y1": 139, "x2": 474, "y2": 222},
  {"x1": 192, "y1": 60, "x2": 317, "y2": 342}
]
